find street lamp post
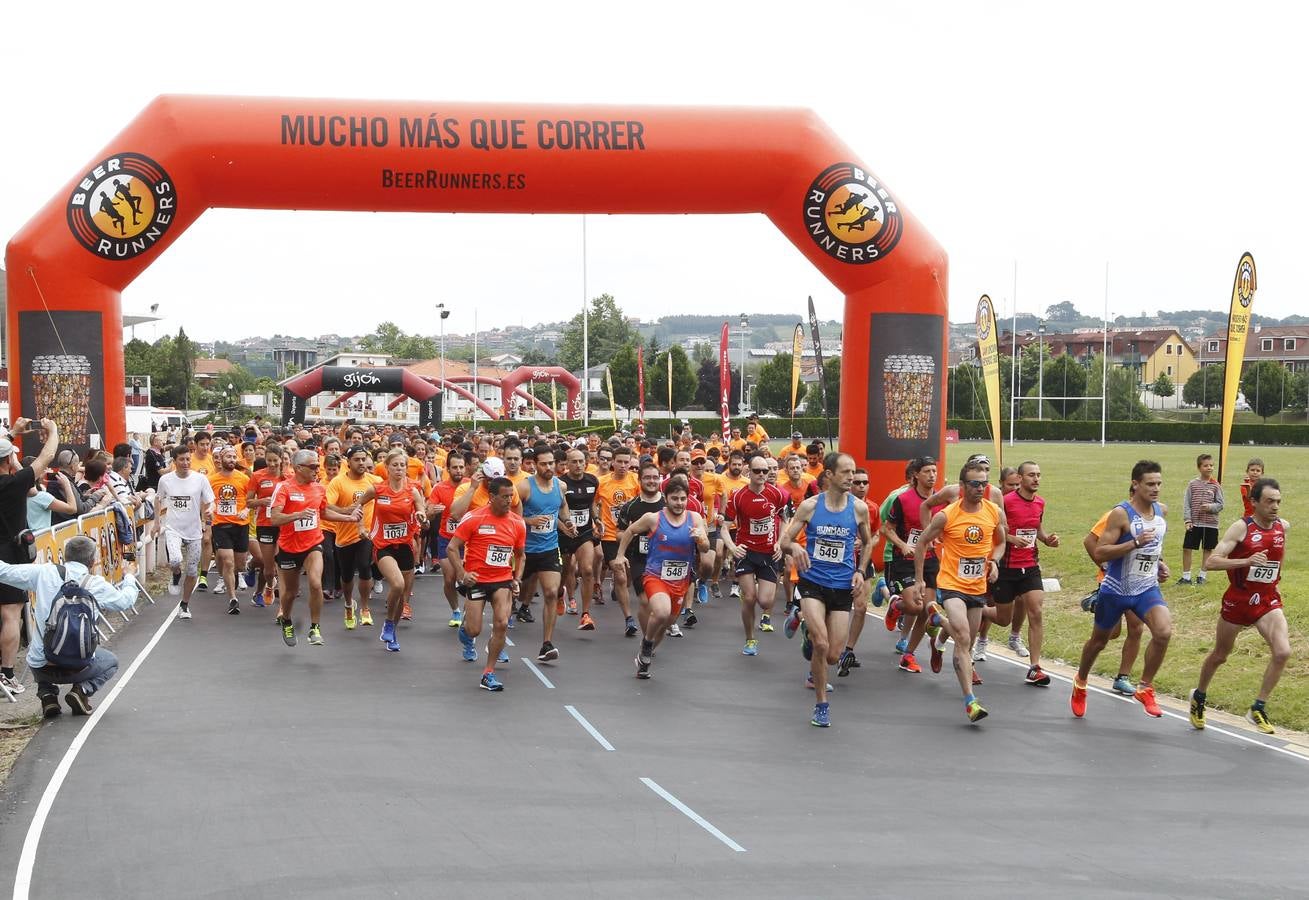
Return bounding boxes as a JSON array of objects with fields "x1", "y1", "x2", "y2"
[
  {"x1": 436, "y1": 302, "x2": 450, "y2": 422},
  {"x1": 739, "y1": 314, "x2": 750, "y2": 413},
  {"x1": 1037, "y1": 320, "x2": 1046, "y2": 421}
]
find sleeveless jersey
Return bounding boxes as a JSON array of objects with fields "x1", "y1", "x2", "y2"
[
  {"x1": 560, "y1": 472, "x2": 600, "y2": 537},
  {"x1": 1101, "y1": 501, "x2": 1167, "y2": 596},
  {"x1": 1223, "y1": 517, "x2": 1285, "y2": 604},
  {"x1": 804, "y1": 493, "x2": 858, "y2": 589},
  {"x1": 643, "y1": 510, "x2": 696, "y2": 584},
  {"x1": 621, "y1": 495, "x2": 666, "y2": 560},
  {"x1": 1002, "y1": 490, "x2": 1045, "y2": 569},
  {"x1": 370, "y1": 482, "x2": 417, "y2": 549},
  {"x1": 882, "y1": 485, "x2": 936, "y2": 563},
  {"x1": 523, "y1": 476, "x2": 563, "y2": 553},
  {"x1": 934, "y1": 499, "x2": 1002, "y2": 595}
]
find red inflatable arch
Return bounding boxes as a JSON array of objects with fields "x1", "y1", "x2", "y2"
[
  {"x1": 4, "y1": 96, "x2": 947, "y2": 498},
  {"x1": 498, "y1": 366, "x2": 581, "y2": 420}
]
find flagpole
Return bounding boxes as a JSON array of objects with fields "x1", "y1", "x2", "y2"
[
  {"x1": 1101, "y1": 261, "x2": 1109, "y2": 446},
  {"x1": 1009, "y1": 260, "x2": 1017, "y2": 447}
]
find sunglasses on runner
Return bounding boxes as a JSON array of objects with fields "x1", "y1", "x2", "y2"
[
  {"x1": 750, "y1": 467, "x2": 769, "y2": 474},
  {"x1": 963, "y1": 479, "x2": 987, "y2": 489},
  {"x1": 853, "y1": 479, "x2": 869, "y2": 485}
]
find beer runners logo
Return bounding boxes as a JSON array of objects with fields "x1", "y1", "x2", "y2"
[
  {"x1": 803, "y1": 163, "x2": 902, "y2": 264},
  {"x1": 964, "y1": 525, "x2": 985, "y2": 544},
  {"x1": 976, "y1": 299, "x2": 992, "y2": 341},
  {"x1": 1237, "y1": 258, "x2": 1256, "y2": 308},
  {"x1": 66, "y1": 153, "x2": 176, "y2": 260}
]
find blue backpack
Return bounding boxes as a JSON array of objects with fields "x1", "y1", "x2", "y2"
[{"x1": 43, "y1": 566, "x2": 100, "y2": 670}]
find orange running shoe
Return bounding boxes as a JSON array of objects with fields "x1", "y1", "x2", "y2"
[
  {"x1": 577, "y1": 612, "x2": 597, "y2": 631},
  {"x1": 1135, "y1": 685, "x2": 1163, "y2": 717},
  {"x1": 972, "y1": 669, "x2": 983, "y2": 686},
  {"x1": 401, "y1": 601, "x2": 412, "y2": 621},
  {"x1": 556, "y1": 595, "x2": 566, "y2": 616},
  {"x1": 898, "y1": 653, "x2": 921, "y2": 673},
  {"x1": 1071, "y1": 681, "x2": 1088, "y2": 718},
  {"x1": 884, "y1": 598, "x2": 901, "y2": 632}
]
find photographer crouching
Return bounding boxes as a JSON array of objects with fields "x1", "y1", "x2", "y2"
[
  {"x1": 0, "y1": 417, "x2": 60, "y2": 696},
  {"x1": 0, "y1": 534, "x2": 139, "y2": 716}
]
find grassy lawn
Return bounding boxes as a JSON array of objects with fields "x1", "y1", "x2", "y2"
[{"x1": 938, "y1": 441, "x2": 1309, "y2": 731}]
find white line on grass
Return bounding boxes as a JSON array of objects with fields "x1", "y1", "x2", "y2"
[
  {"x1": 865, "y1": 608, "x2": 1309, "y2": 763},
  {"x1": 640, "y1": 777, "x2": 747, "y2": 852},
  {"x1": 14, "y1": 603, "x2": 181, "y2": 900},
  {"x1": 564, "y1": 704, "x2": 615, "y2": 751},
  {"x1": 522, "y1": 658, "x2": 556, "y2": 689}
]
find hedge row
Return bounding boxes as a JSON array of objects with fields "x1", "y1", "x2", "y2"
[
  {"x1": 437, "y1": 416, "x2": 837, "y2": 438},
  {"x1": 946, "y1": 419, "x2": 1309, "y2": 445}
]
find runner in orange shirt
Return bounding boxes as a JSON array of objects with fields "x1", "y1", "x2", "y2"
[
  {"x1": 208, "y1": 446, "x2": 251, "y2": 614},
  {"x1": 594, "y1": 447, "x2": 640, "y2": 635},
  {"x1": 326, "y1": 446, "x2": 382, "y2": 629},
  {"x1": 448, "y1": 478, "x2": 527, "y2": 691},
  {"x1": 353, "y1": 449, "x2": 427, "y2": 652},
  {"x1": 246, "y1": 443, "x2": 286, "y2": 609},
  {"x1": 428, "y1": 450, "x2": 469, "y2": 628}
]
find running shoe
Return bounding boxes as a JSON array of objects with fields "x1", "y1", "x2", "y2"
[
  {"x1": 668, "y1": 623, "x2": 683, "y2": 638},
  {"x1": 169, "y1": 572, "x2": 181, "y2": 595},
  {"x1": 178, "y1": 604, "x2": 192, "y2": 620},
  {"x1": 710, "y1": 583, "x2": 721, "y2": 600},
  {"x1": 730, "y1": 584, "x2": 741, "y2": 598},
  {"x1": 837, "y1": 649, "x2": 856, "y2": 677},
  {"x1": 742, "y1": 639, "x2": 759, "y2": 656},
  {"x1": 805, "y1": 672, "x2": 833, "y2": 691},
  {"x1": 799, "y1": 622, "x2": 812, "y2": 661},
  {"x1": 1112, "y1": 675, "x2": 1136, "y2": 696},
  {"x1": 197, "y1": 575, "x2": 208, "y2": 592},
  {"x1": 480, "y1": 672, "x2": 504, "y2": 692},
  {"x1": 213, "y1": 578, "x2": 226, "y2": 596},
  {"x1": 538, "y1": 641, "x2": 559, "y2": 662},
  {"x1": 556, "y1": 595, "x2": 566, "y2": 616},
  {"x1": 811, "y1": 702, "x2": 831, "y2": 728},
  {"x1": 344, "y1": 605, "x2": 357, "y2": 630},
  {"x1": 871, "y1": 577, "x2": 886, "y2": 607},
  {"x1": 374, "y1": 581, "x2": 385, "y2": 596},
  {"x1": 759, "y1": 614, "x2": 774, "y2": 633},
  {"x1": 497, "y1": 648, "x2": 510, "y2": 664},
  {"x1": 282, "y1": 620, "x2": 296, "y2": 647},
  {"x1": 360, "y1": 610, "x2": 374, "y2": 627},
  {"x1": 1079, "y1": 590, "x2": 1099, "y2": 613},
  {"x1": 635, "y1": 656, "x2": 652, "y2": 679},
  {"x1": 448, "y1": 609, "x2": 463, "y2": 627},
  {"x1": 927, "y1": 600, "x2": 947, "y2": 628},
  {"x1": 0, "y1": 674, "x2": 25, "y2": 695},
  {"x1": 566, "y1": 597, "x2": 579, "y2": 615},
  {"x1": 972, "y1": 637, "x2": 989, "y2": 662},
  {"x1": 252, "y1": 589, "x2": 268, "y2": 608},
  {"x1": 1196, "y1": 574, "x2": 1208, "y2": 585},
  {"x1": 516, "y1": 604, "x2": 535, "y2": 624},
  {"x1": 308, "y1": 625, "x2": 325, "y2": 646},
  {"x1": 578, "y1": 612, "x2": 597, "y2": 631},
  {"x1": 624, "y1": 617, "x2": 639, "y2": 637},
  {"x1": 965, "y1": 699, "x2": 988, "y2": 723},
  {"x1": 898, "y1": 653, "x2": 921, "y2": 673},
  {"x1": 930, "y1": 641, "x2": 943, "y2": 674},
  {"x1": 401, "y1": 601, "x2": 412, "y2": 621},
  {"x1": 1008, "y1": 634, "x2": 1030, "y2": 657},
  {"x1": 697, "y1": 582, "x2": 709, "y2": 604},
  {"x1": 784, "y1": 606, "x2": 802, "y2": 639},
  {"x1": 1071, "y1": 682, "x2": 1088, "y2": 717},
  {"x1": 1176, "y1": 575, "x2": 1193, "y2": 585},
  {"x1": 1135, "y1": 685, "x2": 1163, "y2": 717},
  {"x1": 1246, "y1": 706, "x2": 1275, "y2": 735},
  {"x1": 683, "y1": 609, "x2": 698, "y2": 628},
  {"x1": 380, "y1": 621, "x2": 396, "y2": 645},
  {"x1": 415, "y1": 564, "x2": 425, "y2": 575},
  {"x1": 972, "y1": 669, "x2": 984, "y2": 686},
  {"x1": 894, "y1": 637, "x2": 909, "y2": 655},
  {"x1": 883, "y1": 597, "x2": 901, "y2": 632},
  {"x1": 1024, "y1": 666, "x2": 1051, "y2": 687},
  {"x1": 227, "y1": 598, "x2": 240, "y2": 615},
  {"x1": 1189, "y1": 690, "x2": 1206, "y2": 730}
]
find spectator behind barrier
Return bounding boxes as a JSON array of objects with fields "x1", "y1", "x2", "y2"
[
  {"x1": 0, "y1": 417, "x2": 60, "y2": 697},
  {"x1": 0, "y1": 534, "x2": 139, "y2": 716}
]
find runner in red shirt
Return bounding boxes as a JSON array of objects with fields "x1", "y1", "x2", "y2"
[
  {"x1": 246, "y1": 444, "x2": 287, "y2": 609},
  {"x1": 268, "y1": 449, "x2": 358, "y2": 648},
  {"x1": 721, "y1": 452, "x2": 789, "y2": 657},
  {"x1": 1190, "y1": 477, "x2": 1291, "y2": 734},
  {"x1": 448, "y1": 477, "x2": 526, "y2": 692},
  {"x1": 353, "y1": 449, "x2": 428, "y2": 652}
]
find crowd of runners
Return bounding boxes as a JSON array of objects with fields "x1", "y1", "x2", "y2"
[{"x1": 141, "y1": 419, "x2": 1291, "y2": 732}]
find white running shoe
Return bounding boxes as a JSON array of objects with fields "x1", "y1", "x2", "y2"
[
  {"x1": 667, "y1": 623, "x2": 683, "y2": 637},
  {"x1": 168, "y1": 579, "x2": 181, "y2": 596},
  {"x1": 972, "y1": 637, "x2": 988, "y2": 662},
  {"x1": 178, "y1": 605, "x2": 193, "y2": 620},
  {"x1": 730, "y1": 584, "x2": 741, "y2": 598},
  {"x1": 1007, "y1": 634, "x2": 1030, "y2": 657},
  {"x1": 212, "y1": 578, "x2": 226, "y2": 596}
]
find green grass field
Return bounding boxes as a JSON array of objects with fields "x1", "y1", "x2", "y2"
[{"x1": 934, "y1": 441, "x2": 1309, "y2": 732}]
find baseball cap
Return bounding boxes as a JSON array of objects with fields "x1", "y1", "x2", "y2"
[
  {"x1": 690, "y1": 449, "x2": 707, "y2": 460},
  {"x1": 481, "y1": 457, "x2": 506, "y2": 478},
  {"x1": 0, "y1": 438, "x2": 15, "y2": 460}
]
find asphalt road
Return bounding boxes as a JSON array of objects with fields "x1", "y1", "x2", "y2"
[{"x1": 4, "y1": 574, "x2": 1308, "y2": 899}]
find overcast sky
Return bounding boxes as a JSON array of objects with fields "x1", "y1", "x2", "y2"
[{"x1": 3, "y1": 1, "x2": 1303, "y2": 344}]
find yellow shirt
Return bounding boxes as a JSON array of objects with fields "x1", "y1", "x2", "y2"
[
  {"x1": 596, "y1": 472, "x2": 639, "y2": 540},
  {"x1": 746, "y1": 424, "x2": 770, "y2": 444},
  {"x1": 208, "y1": 469, "x2": 251, "y2": 526},
  {"x1": 935, "y1": 499, "x2": 1002, "y2": 595},
  {"x1": 327, "y1": 472, "x2": 383, "y2": 546}
]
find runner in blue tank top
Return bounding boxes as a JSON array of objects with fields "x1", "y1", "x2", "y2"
[
  {"x1": 1072, "y1": 460, "x2": 1173, "y2": 720},
  {"x1": 614, "y1": 476, "x2": 710, "y2": 679},
  {"x1": 781, "y1": 453, "x2": 875, "y2": 727},
  {"x1": 516, "y1": 446, "x2": 576, "y2": 665}
]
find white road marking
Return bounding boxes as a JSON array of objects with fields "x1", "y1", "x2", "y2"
[
  {"x1": 564, "y1": 704, "x2": 615, "y2": 751},
  {"x1": 640, "y1": 777, "x2": 747, "y2": 852},
  {"x1": 14, "y1": 603, "x2": 181, "y2": 900},
  {"x1": 522, "y1": 658, "x2": 556, "y2": 689}
]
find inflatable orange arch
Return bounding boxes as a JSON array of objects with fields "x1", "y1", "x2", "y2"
[{"x1": 4, "y1": 96, "x2": 947, "y2": 497}]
